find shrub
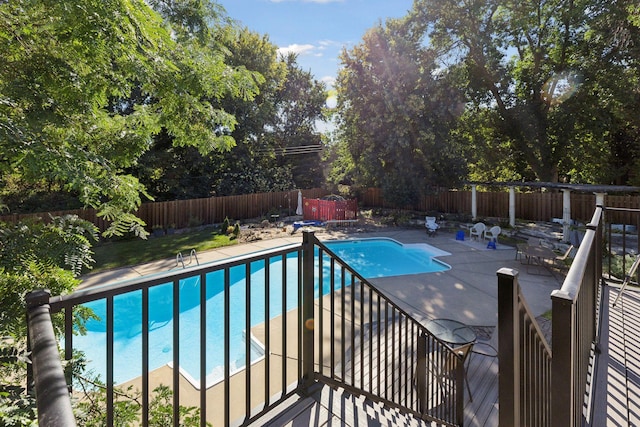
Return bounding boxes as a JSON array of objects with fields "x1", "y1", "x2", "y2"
[
  {"x1": 609, "y1": 253, "x2": 637, "y2": 280},
  {"x1": 0, "y1": 215, "x2": 98, "y2": 426}
]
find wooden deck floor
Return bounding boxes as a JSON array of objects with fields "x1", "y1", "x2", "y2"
[
  {"x1": 464, "y1": 349, "x2": 499, "y2": 426},
  {"x1": 248, "y1": 335, "x2": 500, "y2": 427},
  {"x1": 589, "y1": 284, "x2": 640, "y2": 426},
  {"x1": 251, "y1": 282, "x2": 640, "y2": 427}
]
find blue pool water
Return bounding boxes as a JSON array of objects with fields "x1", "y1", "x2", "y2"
[
  {"x1": 324, "y1": 239, "x2": 450, "y2": 278},
  {"x1": 74, "y1": 238, "x2": 450, "y2": 387}
]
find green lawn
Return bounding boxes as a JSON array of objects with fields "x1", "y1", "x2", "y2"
[{"x1": 90, "y1": 227, "x2": 237, "y2": 273}]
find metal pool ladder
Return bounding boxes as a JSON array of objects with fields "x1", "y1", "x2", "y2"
[{"x1": 176, "y1": 249, "x2": 199, "y2": 269}]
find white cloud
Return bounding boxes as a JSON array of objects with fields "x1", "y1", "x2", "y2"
[
  {"x1": 277, "y1": 40, "x2": 344, "y2": 61},
  {"x1": 277, "y1": 43, "x2": 317, "y2": 57}
]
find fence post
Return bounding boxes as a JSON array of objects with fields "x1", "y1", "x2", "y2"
[
  {"x1": 301, "y1": 231, "x2": 316, "y2": 390},
  {"x1": 497, "y1": 268, "x2": 520, "y2": 426},
  {"x1": 26, "y1": 289, "x2": 77, "y2": 427}
]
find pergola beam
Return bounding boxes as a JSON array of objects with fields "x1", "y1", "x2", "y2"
[{"x1": 466, "y1": 182, "x2": 640, "y2": 240}]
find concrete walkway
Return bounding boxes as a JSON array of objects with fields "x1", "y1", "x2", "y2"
[{"x1": 359, "y1": 229, "x2": 563, "y2": 326}]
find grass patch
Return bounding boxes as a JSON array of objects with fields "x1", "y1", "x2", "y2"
[{"x1": 90, "y1": 227, "x2": 237, "y2": 273}]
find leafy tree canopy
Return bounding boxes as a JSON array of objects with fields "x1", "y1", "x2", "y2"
[
  {"x1": 0, "y1": 0, "x2": 259, "y2": 236},
  {"x1": 334, "y1": 18, "x2": 467, "y2": 205},
  {"x1": 0, "y1": 215, "x2": 98, "y2": 338},
  {"x1": 409, "y1": 0, "x2": 640, "y2": 184},
  {"x1": 134, "y1": 27, "x2": 328, "y2": 198}
]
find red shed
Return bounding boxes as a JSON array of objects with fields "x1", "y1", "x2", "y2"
[{"x1": 302, "y1": 195, "x2": 358, "y2": 221}]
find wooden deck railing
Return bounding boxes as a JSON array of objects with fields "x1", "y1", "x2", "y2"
[
  {"x1": 28, "y1": 202, "x2": 629, "y2": 426},
  {"x1": 26, "y1": 231, "x2": 466, "y2": 426},
  {"x1": 25, "y1": 290, "x2": 77, "y2": 427},
  {"x1": 498, "y1": 206, "x2": 603, "y2": 426},
  {"x1": 497, "y1": 268, "x2": 553, "y2": 426},
  {"x1": 306, "y1": 232, "x2": 465, "y2": 426}
]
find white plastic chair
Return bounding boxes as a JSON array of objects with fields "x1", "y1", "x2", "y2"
[
  {"x1": 425, "y1": 216, "x2": 439, "y2": 236},
  {"x1": 469, "y1": 222, "x2": 486, "y2": 241},
  {"x1": 485, "y1": 226, "x2": 501, "y2": 243},
  {"x1": 553, "y1": 245, "x2": 574, "y2": 268}
]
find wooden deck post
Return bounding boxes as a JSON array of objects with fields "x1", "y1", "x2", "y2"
[
  {"x1": 455, "y1": 353, "x2": 465, "y2": 425},
  {"x1": 497, "y1": 268, "x2": 520, "y2": 426},
  {"x1": 551, "y1": 289, "x2": 574, "y2": 427}
]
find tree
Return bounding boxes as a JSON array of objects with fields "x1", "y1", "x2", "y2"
[
  {"x1": 0, "y1": 1, "x2": 257, "y2": 424},
  {"x1": 141, "y1": 28, "x2": 329, "y2": 197},
  {"x1": 129, "y1": 130, "x2": 219, "y2": 201},
  {"x1": 410, "y1": 0, "x2": 640, "y2": 184},
  {"x1": 199, "y1": 26, "x2": 291, "y2": 196},
  {"x1": 212, "y1": 30, "x2": 328, "y2": 194},
  {"x1": 270, "y1": 53, "x2": 327, "y2": 189},
  {"x1": 73, "y1": 382, "x2": 209, "y2": 427},
  {"x1": 131, "y1": 26, "x2": 289, "y2": 198},
  {"x1": 574, "y1": 0, "x2": 640, "y2": 184},
  {"x1": 0, "y1": 0, "x2": 258, "y2": 235},
  {"x1": 335, "y1": 18, "x2": 466, "y2": 205}
]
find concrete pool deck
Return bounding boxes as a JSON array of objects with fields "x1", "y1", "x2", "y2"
[{"x1": 80, "y1": 226, "x2": 565, "y2": 327}]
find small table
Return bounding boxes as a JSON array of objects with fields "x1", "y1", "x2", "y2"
[
  {"x1": 520, "y1": 244, "x2": 557, "y2": 274},
  {"x1": 425, "y1": 318, "x2": 477, "y2": 346}
]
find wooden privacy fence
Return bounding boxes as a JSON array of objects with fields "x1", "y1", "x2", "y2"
[
  {"x1": 358, "y1": 188, "x2": 640, "y2": 225},
  {"x1": 136, "y1": 188, "x2": 326, "y2": 229},
  {"x1": 2, "y1": 187, "x2": 640, "y2": 233},
  {"x1": 0, "y1": 189, "x2": 330, "y2": 233}
]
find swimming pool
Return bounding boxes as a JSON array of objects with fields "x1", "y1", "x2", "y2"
[
  {"x1": 74, "y1": 238, "x2": 450, "y2": 387},
  {"x1": 323, "y1": 238, "x2": 450, "y2": 278}
]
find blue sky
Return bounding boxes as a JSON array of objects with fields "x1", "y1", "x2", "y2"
[{"x1": 216, "y1": 0, "x2": 415, "y2": 90}]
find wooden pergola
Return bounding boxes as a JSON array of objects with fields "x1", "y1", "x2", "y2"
[{"x1": 468, "y1": 182, "x2": 640, "y2": 242}]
